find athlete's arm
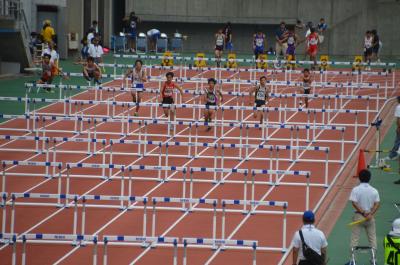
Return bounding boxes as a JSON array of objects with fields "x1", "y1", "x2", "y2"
[
  {"x1": 249, "y1": 86, "x2": 256, "y2": 104},
  {"x1": 218, "y1": 90, "x2": 223, "y2": 104},
  {"x1": 141, "y1": 69, "x2": 147, "y2": 82},
  {"x1": 95, "y1": 63, "x2": 102, "y2": 76},
  {"x1": 174, "y1": 83, "x2": 184, "y2": 96}
]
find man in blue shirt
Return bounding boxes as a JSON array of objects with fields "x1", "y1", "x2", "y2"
[{"x1": 317, "y1": 18, "x2": 327, "y2": 43}]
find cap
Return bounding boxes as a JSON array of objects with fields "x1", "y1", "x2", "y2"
[
  {"x1": 392, "y1": 218, "x2": 400, "y2": 234},
  {"x1": 303, "y1": 210, "x2": 315, "y2": 222}
]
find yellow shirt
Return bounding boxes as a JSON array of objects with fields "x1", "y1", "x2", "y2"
[{"x1": 41, "y1": 26, "x2": 55, "y2": 43}]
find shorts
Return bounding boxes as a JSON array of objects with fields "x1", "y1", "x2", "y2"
[
  {"x1": 225, "y1": 42, "x2": 233, "y2": 50},
  {"x1": 304, "y1": 88, "x2": 311, "y2": 94},
  {"x1": 215, "y1": 45, "x2": 224, "y2": 51},
  {"x1": 150, "y1": 32, "x2": 160, "y2": 41},
  {"x1": 364, "y1": 48, "x2": 373, "y2": 57},
  {"x1": 162, "y1": 97, "x2": 174, "y2": 107},
  {"x1": 308, "y1": 46, "x2": 318, "y2": 56},
  {"x1": 129, "y1": 30, "x2": 137, "y2": 40},
  {"x1": 372, "y1": 45, "x2": 379, "y2": 54},
  {"x1": 132, "y1": 83, "x2": 144, "y2": 92},
  {"x1": 205, "y1": 102, "x2": 217, "y2": 109},
  {"x1": 286, "y1": 45, "x2": 296, "y2": 55},
  {"x1": 254, "y1": 47, "x2": 264, "y2": 57},
  {"x1": 255, "y1": 100, "x2": 266, "y2": 108},
  {"x1": 41, "y1": 75, "x2": 53, "y2": 84}
]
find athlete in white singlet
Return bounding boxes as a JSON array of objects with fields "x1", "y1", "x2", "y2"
[{"x1": 123, "y1": 59, "x2": 147, "y2": 116}]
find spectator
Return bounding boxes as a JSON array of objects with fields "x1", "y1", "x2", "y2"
[
  {"x1": 385, "y1": 96, "x2": 400, "y2": 185},
  {"x1": 371, "y1": 29, "x2": 381, "y2": 62},
  {"x1": 349, "y1": 169, "x2": 380, "y2": 258},
  {"x1": 317, "y1": 18, "x2": 328, "y2": 43},
  {"x1": 223, "y1": 22, "x2": 233, "y2": 52},
  {"x1": 275, "y1": 21, "x2": 288, "y2": 59},
  {"x1": 41, "y1": 41, "x2": 59, "y2": 65},
  {"x1": 87, "y1": 27, "x2": 96, "y2": 44},
  {"x1": 292, "y1": 210, "x2": 328, "y2": 265},
  {"x1": 88, "y1": 37, "x2": 103, "y2": 64},
  {"x1": 41, "y1": 20, "x2": 56, "y2": 44},
  {"x1": 253, "y1": 28, "x2": 266, "y2": 65},
  {"x1": 147, "y1": 28, "x2": 161, "y2": 53},
  {"x1": 92, "y1": 20, "x2": 99, "y2": 34},
  {"x1": 80, "y1": 36, "x2": 90, "y2": 62},
  {"x1": 123, "y1": 12, "x2": 140, "y2": 53},
  {"x1": 384, "y1": 218, "x2": 400, "y2": 265}
]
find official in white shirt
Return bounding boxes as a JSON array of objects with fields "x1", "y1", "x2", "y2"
[
  {"x1": 292, "y1": 211, "x2": 328, "y2": 265},
  {"x1": 349, "y1": 169, "x2": 380, "y2": 251},
  {"x1": 88, "y1": 37, "x2": 103, "y2": 64}
]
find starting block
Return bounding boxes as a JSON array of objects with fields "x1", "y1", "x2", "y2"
[
  {"x1": 257, "y1": 54, "x2": 267, "y2": 69},
  {"x1": 319, "y1": 55, "x2": 329, "y2": 71},
  {"x1": 286, "y1": 54, "x2": 296, "y2": 70},
  {"x1": 352, "y1": 55, "x2": 363, "y2": 71},
  {"x1": 194, "y1": 53, "x2": 207, "y2": 67},
  {"x1": 161, "y1": 51, "x2": 174, "y2": 66},
  {"x1": 225, "y1": 53, "x2": 238, "y2": 68}
]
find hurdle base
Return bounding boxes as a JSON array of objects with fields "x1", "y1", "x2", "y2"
[{"x1": 44, "y1": 175, "x2": 53, "y2": 179}]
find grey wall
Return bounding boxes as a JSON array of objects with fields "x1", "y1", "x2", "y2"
[{"x1": 126, "y1": 0, "x2": 400, "y2": 57}]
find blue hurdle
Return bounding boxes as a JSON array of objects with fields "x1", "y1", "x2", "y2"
[
  {"x1": 103, "y1": 235, "x2": 178, "y2": 265},
  {"x1": 222, "y1": 199, "x2": 288, "y2": 251},
  {"x1": 182, "y1": 237, "x2": 258, "y2": 265}
]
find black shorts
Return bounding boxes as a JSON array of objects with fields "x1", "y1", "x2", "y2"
[
  {"x1": 372, "y1": 46, "x2": 379, "y2": 54},
  {"x1": 205, "y1": 102, "x2": 217, "y2": 108},
  {"x1": 364, "y1": 48, "x2": 373, "y2": 56},
  {"x1": 162, "y1": 97, "x2": 174, "y2": 107},
  {"x1": 215, "y1": 45, "x2": 223, "y2": 51},
  {"x1": 255, "y1": 100, "x2": 266, "y2": 108},
  {"x1": 304, "y1": 88, "x2": 311, "y2": 95},
  {"x1": 41, "y1": 76, "x2": 53, "y2": 84}
]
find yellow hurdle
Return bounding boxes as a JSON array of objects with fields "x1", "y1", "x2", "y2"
[
  {"x1": 225, "y1": 53, "x2": 238, "y2": 69},
  {"x1": 194, "y1": 52, "x2": 207, "y2": 67},
  {"x1": 257, "y1": 54, "x2": 267, "y2": 69},
  {"x1": 286, "y1": 54, "x2": 296, "y2": 70},
  {"x1": 319, "y1": 55, "x2": 329, "y2": 71},
  {"x1": 161, "y1": 51, "x2": 174, "y2": 66},
  {"x1": 352, "y1": 55, "x2": 363, "y2": 71}
]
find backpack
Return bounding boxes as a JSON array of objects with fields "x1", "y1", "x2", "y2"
[{"x1": 299, "y1": 230, "x2": 325, "y2": 265}]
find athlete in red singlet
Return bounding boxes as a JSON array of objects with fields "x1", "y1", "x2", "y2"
[
  {"x1": 307, "y1": 27, "x2": 319, "y2": 69},
  {"x1": 161, "y1": 72, "x2": 183, "y2": 131}
]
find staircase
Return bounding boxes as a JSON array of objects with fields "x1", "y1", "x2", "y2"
[{"x1": 0, "y1": 0, "x2": 33, "y2": 74}]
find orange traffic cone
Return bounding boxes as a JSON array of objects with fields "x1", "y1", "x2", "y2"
[{"x1": 354, "y1": 149, "x2": 367, "y2": 177}]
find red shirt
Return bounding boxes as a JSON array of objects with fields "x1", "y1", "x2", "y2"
[
  {"x1": 307, "y1": 33, "x2": 318, "y2": 48},
  {"x1": 162, "y1": 81, "x2": 175, "y2": 98}
]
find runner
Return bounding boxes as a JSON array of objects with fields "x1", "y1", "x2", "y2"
[
  {"x1": 249, "y1": 76, "x2": 269, "y2": 124},
  {"x1": 82, "y1": 56, "x2": 102, "y2": 84},
  {"x1": 285, "y1": 26, "x2": 298, "y2": 67},
  {"x1": 160, "y1": 72, "x2": 184, "y2": 131},
  {"x1": 253, "y1": 29, "x2": 266, "y2": 68},
  {"x1": 364, "y1": 31, "x2": 373, "y2": 70},
  {"x1": 123, "y1": 59, "x2": 147, "y2": 116},
  {"x1": 306, "y1": 27, "x2": 319, "y2": 69},
  {"x1": 215, "y1": 29, "x2": 225, "y2": 67},
  {"x1": 204, "y1": 78, "x2": 223, "y2": 131},
  {"x1": 37, "y1": 53, "x2": 65, "y2": 93},
  {"x1": 299, "y1": 68, "x2": 312, "y2": 108}
]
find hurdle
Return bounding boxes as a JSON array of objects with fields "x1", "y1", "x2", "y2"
[
  {"x1": 1, "y1": 192, "x2": 7, "y2": 235},
  {"x1": 189, "y1": 167, "x2": 311, "y2": 209},
  {"x1": 182, "y1": 237, "x2": 258, "y2": 265},
  {"x1": 221, "y1": 199, "x2": 288, "y2": 250},
  {"x1": 81, "y1": 195, "x2": 148, "y2": 237},
  {"x1": 21, "y1": 233, "x2": 98, "y2": 265},
  {"x1": 0, "y1": 233, "x2": 17, "y2": 264},
  {"x1": 103, "y1": 235, "x2": 178, "y2": 265},
  {"x1": 151, "y1": 197, "x2": 218, "y2": 239},
  {"x1": 9, "y1": 193, "x2": 79, "y2": 235},
  {"x1": 1, "y1": 160, "x2": 62, "y2": 193}
]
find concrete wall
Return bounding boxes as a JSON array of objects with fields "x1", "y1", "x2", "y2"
[{"x1": 126, "y1": 0, "x2": 400, "y2": 57}]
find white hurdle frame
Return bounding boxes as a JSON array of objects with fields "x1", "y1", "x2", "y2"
[
  {"x1": 222, "y1": 199, "x2": 288, "y2": 251},
  {"x1": 183, "y1": 237, "x2": 258, "y2": 265},
  {"x1": 103, "y1": 235, "x2": 178, "y2": 265}
]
